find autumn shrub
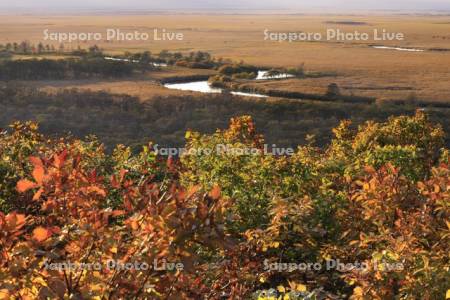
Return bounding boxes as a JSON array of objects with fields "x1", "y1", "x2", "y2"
[
  {"x1": 0, "y1": 148, "x2": 237, "y2": 299},
  {"x1": 322, "y1": 164, "x2": 450, "y2": 299},
  {"x1": 0, "y1": 110, "x2": 448, "y2": 299},
  {"x1": 180, "y1": 111, "x2": 449, "y2": 299},
  {"x1": 0, "y1": 122, "x2": 46, "y2": 213}
]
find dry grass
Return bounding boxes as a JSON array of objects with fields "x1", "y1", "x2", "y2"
[
  {"x1": 1, "y1": 14, "x2": 450, "y2": 101},
  {"x1": 29, "y1": 67, "x2": 217, "y2": 100},
  {"x1": 35, "y1": 79, "x2": 183, "y2": 99}
]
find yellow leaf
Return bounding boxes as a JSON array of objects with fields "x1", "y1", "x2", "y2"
[
  {"x1": 353, "y1": 287, "x2": 364, "y2": 296},
  {"x1": 434, "y1": 184, "x2": 440, "y2": 193},
  {"x1": 322, "y1": 253, "x2": 332, "y2": 260},
  {"x1": 355, "y1": 180, "x2": 365, "y2": 187},
  {"x1": 90, "y1": 284, "x2": 103, "y2": 292},
  {"x1": 446, "y1": 289, "x2": 450, "y2": 299},
  {"x1": 259, "y1": 277, "x2": 266, "y2": 283},
  {"x1": 277, "y1": 286, "x2": 285, "y2": 293},
  {"x1": 0, "y1": 289, "x2": 10, "y2": 300},
  {"x1": 32, "y1": 277, "x2": 48, "y2": 287},
  {"x1": 296, "y1": 284, "x2": 307, "y2": 292}
]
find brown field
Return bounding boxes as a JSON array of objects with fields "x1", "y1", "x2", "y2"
[
  {"x1": 1, "y1": 13, "x2": 450, "y2": 102},
  {"x1": 35, "y1": 79, "x2": 183, "y2": 99}
]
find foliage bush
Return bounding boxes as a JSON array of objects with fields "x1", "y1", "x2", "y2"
[
  {"x1": 0, "y1": 111, "x2": 448, "y2": 299},
  {"x1": 218, "y1": 64, "x2": 259, "y2": 76}
]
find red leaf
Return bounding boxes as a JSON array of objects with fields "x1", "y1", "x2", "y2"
[
  {"x1": 166, "y1": 157, "x2": 177, "y2": 171},
  {"x1": 119, "y1": 169, "x2": 128, "y2": 182},
  {"x1": 49, "y1": 226, "x2": 61, "y2": 234},
  {"x1": 54, "y1": 150, "x2": 68, "y2": 168},
  {"x1": 5, "y1": 213, "x2": 26, "y2": 231}
]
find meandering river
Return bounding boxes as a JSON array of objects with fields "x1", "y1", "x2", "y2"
[
  {"x1": 104, "y1": 56, "x2": 294, "y2": 98},
  {"x1": 104, "y1": 56, "x2": 168, "y2": 67},
  {"x1": 163, "y1": 81, "x2": 268, "y2": 98},
  {"x1": 372, "y1": 46, "x2": 425, "y2": 52}
]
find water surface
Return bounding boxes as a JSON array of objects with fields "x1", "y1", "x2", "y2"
[
  {"x1": 372, "y1": 46, "x2": 425, "y2": 52},
  {"x1": 256, "y1": 70, "x2": 294, "y2": 80},
  {"x1": 164, "y1": 81, "x2": 268, "y2": 98}
]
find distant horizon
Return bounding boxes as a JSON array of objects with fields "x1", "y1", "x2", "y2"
[
  {"x1": 1, "y1": 0, "x2": 450, "y2": 13},
  {"x1": 1, "y1": 8, "x2": 450, "y2": 16}
]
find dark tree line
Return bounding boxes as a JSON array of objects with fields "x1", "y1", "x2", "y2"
[
  {"x1": 0, "y1": 41, "x2": 56, "y2": 55},
  {"x1": 1, "y1": 84, "x2": 449, "y2": 151},
  {"x1": 0, "y1": 41, "x2": 104, "y2": 56},
  {"x1": 0, "y1": 58, "x2": 134, "y2": 80}
]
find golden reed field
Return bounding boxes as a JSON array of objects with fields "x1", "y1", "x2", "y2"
[{"x1": 1, "y1": 13, "x2": 450, "y2": 101}]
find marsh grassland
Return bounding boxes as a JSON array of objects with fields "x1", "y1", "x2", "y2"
[
  {"x1": 2, "y1": 13, "x2": 450, "y2": 149},
  {"x1": 1, "y1": 14, "x2": 450, "y2": 101}
]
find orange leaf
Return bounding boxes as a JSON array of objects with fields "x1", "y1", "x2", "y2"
[
  {"x1": 130, "y1": 220, "x2": 139, "y2": 231},
  {"x1": 90, "y1": 186, "x2": 107, "y2": 197},
  {"x1": 83, "y1": 186, "x2": 107, "y2": 197},
  {"x1": 112, "y1": 210, "x2": 126, "y2": 217},
  {"x1": 33, "y1": 188, "x2": 43, "y2": 201},
  {"x1": 33, "y1": 227, "x2": 51, "y2": 243},
  {"x1": 16, "y1": 179, "x2": 37, "y2": 193},
  {"x1": 186, "y1": 185, "x2": 201, "y2": 199},
  {"x1": 65, "y1": 241, "x2": 81, "y2": 254},
  {"x1": 32, "y1": 166, "x2": 45, "y2": 185},
  {"x1": 364, "y1": 165, "x2": 376, "y2": 174},
  {"x1": 29, "y1": 156, "x2": 44, "y2": 169},
  {"x1": 209, "y1": 185, "x2": 221, "y2": 200}
]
